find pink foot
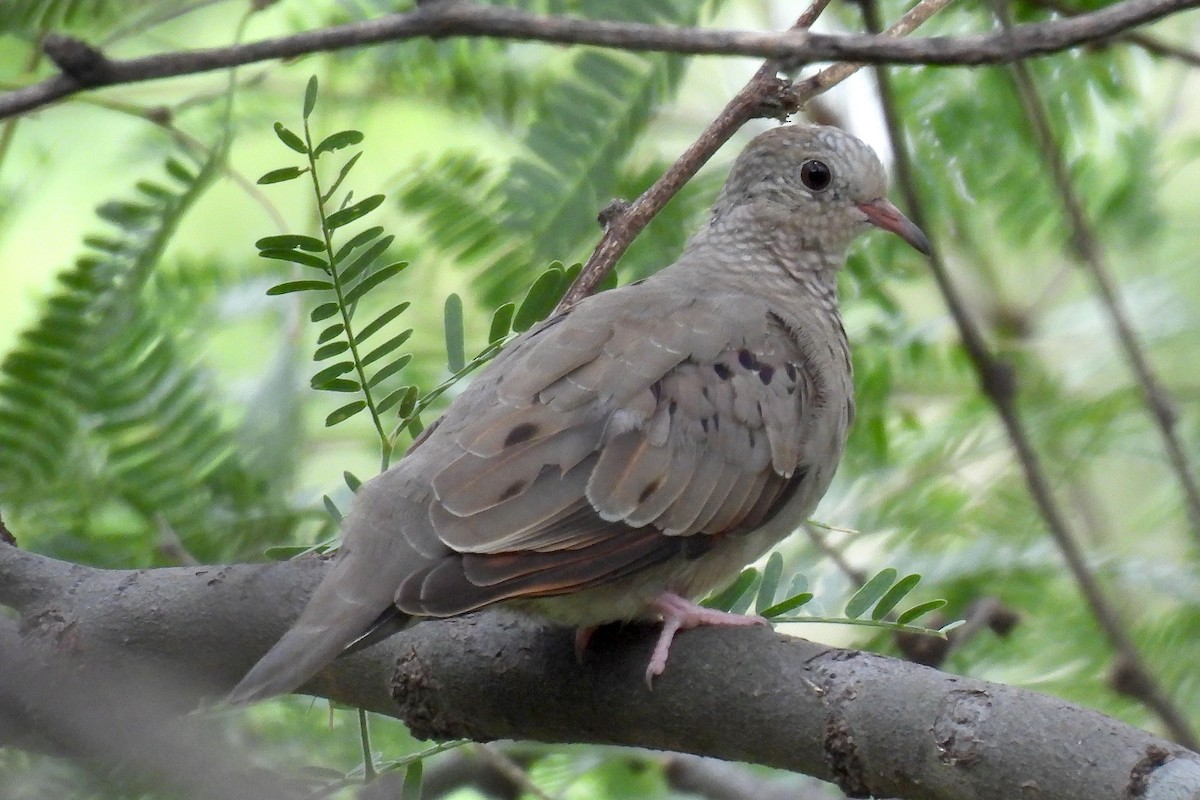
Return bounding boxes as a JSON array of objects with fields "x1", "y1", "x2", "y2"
[{"x1": 645, "y1": 592, "x2": 767, "y2": 688}]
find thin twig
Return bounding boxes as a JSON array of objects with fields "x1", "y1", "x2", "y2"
[
  {"x1": 994, "y1": 2, "x2": 1200, "y2": 546},
  {"x1": 559, "y1": 0, "x2": 834, "y2": 307},
  {"x1": 472, "y1": 744, "x2": 554, "y2": 800},
  {"x1": 802, "y1": 522, "x2": 869, "y2": 586},
  {"x1": 1031, "y1": 0, "x2": 1200, "y2": 66},
  {"x1": 793, "y1": 0, "x2": 957, "y2": 97},
  {"x1": 861, "y1": 0, "x2": 1198, "y2": 752},
  {"x1": 3, "y1": 0, "x2": 1199, "y2": 120},
  {"x1": 560, "y1": 0, "x2": 950, "y2": 307}
]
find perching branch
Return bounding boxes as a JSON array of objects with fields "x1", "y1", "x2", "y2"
[
  {"x1": 2, "y1": 0, "x2": 1199, "y2": 120},
  {"x1": 1, "y1": 540, "x2": 1198, "y2": 800},
  {"x1": 862, "y1": 0, "x2": 1199, "y2": 753}
]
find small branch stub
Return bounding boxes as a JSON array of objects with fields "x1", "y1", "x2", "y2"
[{"x1": 42, "y1": 34, "x2": 112, "y2": 84}]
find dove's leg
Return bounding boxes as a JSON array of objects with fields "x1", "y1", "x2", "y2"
[
  {"x1": 645, "y1": 592, "x2": 767, "y2": 687},
  {"x1": 574, "y1": 625, "x2": 598, "y2": 663}
]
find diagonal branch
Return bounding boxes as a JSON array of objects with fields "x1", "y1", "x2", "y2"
[
  {"x1": 861, "y1": 0, "x2": 1199, "y2": 752},
  {"x1": 994, "y1": 3, "x2": 1200, "y2": 547},
  {"x1": 561, "y1": 0, "x2": 951, "y2": 307},
  {"x1": 3, "y1": 0, "x2": 1199, "y2": 120}
]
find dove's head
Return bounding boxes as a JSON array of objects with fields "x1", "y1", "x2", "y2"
[{"x1": 712, "y1": 124, "x2": 930, "y2": 260}]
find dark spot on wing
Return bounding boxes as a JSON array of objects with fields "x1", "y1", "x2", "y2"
[
  {"x1": 738, "y1": 349, "x2": 760, "y2": 370},
  {"x1": 498, "y1": 480, "x2": 527, "y2": 502},
  {"x1": 503, "y1": 422, "x2": 540, "y2": 448},
  {"x1": 758, "y1": 365, "x2": 775, "y2": 385},
  {"x1": 784, "y1": 363, "x2": 798, "y2": 381},
  {"x1": 713, "y1": 363, "x2": 731, "y2": 380},
  {"x1": 638, "y1": 480, "x2": 661, "y2": 503}
]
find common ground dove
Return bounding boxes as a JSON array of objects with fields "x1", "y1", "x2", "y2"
[{"x1": 229, "y1": 123, "x2": 929, "y2": 703}]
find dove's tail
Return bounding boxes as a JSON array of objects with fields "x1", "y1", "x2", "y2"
[
  {"x1": 226, "y1": 553, "x2": 411, "y2": 705},
  {"x1": 227, "y1": 483, "x2": 428, "y2": 705}
]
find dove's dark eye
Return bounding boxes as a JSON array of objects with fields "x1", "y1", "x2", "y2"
[{"x1": 800, "y1": 160, "x2": 832, "y2": 192}]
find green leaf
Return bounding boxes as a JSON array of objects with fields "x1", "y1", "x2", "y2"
[
  {"x1": 344, "y1": 261, "x2": 408, "y2": 305},
  {"x1": 267, "y1": 279, "x2": 333, "y2": 295},
  {"x1": 317, "y1": 323, "x2": 345, "y2": 344},
  {"x1": 871, "y1": 573, "x2": 922, "y2": 621},
  {"x1": 488, "y1": 303, "x2": 515, "y2": 343},
  {"x1": 513, "y1": 267, "x2": 564, "y2": 332},
  {"x1": 339, "y1": 235, "x2": 394, "y2": 285},
  {"x1": 314, "y1": 341, "x2": 350, "y2": 361},
  {"x1": 323, "y1": 494, "x2": 343, "y2": 523},
  {"x1": 402, "y1": 760, "x2": 423, "y2": 800},
  {"x1": 314, "y1": 130, "x2": 365, "y2": 158},
  {"x1": 256, "y1": 234, "x2": 324, "y2": 252},
  {"x1": 845, "y1": 568, "x2": 898, "y2": 620},
  {"x1": 357, "y1": 303, "x2": 410, "y2": 345},
  {"x1": 703, "y1": 568, "x2": 758, "y2": 612},
  {"x1": 362, "y1": 332, "x2": 413, "y2": 368},
  {"x1": 396, "y1": 385, "x2": 420, "y2": 418},
  {"x1": 444, "y1": 293, "x2": 465, "y2": 373},
  {"x1": 273, "y1": 122, "x2": 308, "y2": 154},
  {"x1": 325, "y1": 194, "x2": 386, "y2": 231},
  {"x1": 344, "y1": 471, "x2": 362, "y2": 492},
  {"x1": 761, "y1": 592, "x2": 815, "y2": 619},
  {"x1": 324, "y1": 152, "x2": 363, "y2": 202},
  {"x1": 165, "y1": 158, "x2": 195, "y2": 183},
  {"x1": 729, "y1": 579, "x2": 758, "y2": 616},
  {"x1": 378, "y1": 385, "x2": 417, "y2": 414},
  {"x1": 97, "y1": 201, "x2": 153, "y2": 225},
  {"x1": 333, "y1": 225, "x2": 384, "y2": 265},
  {"x1": 755, "y1": 552, "x2": 783, "y2": 615},
  {"x1": 897, "y1": 599, "x2": 949, "y2": 626},
  {"x1": 311, "y1": 362, "x2": 354, "y2": 388},
  {"x1": 136, "y1": 180, "x2": 173, "y2": 201},
  {"x1": 311, "y1": 302, "x2": 340, "y2": 322},
  {"x1": 367, "y1": 354, "x2": 412, "y2": 389},
  {"x1": 303, "y1": 75, "x2": 319, "y2": 119},
  {"x1": 321, "y1": 378, "x2": 361, "y2": 392},
  {"x1": 258, "y1": 166, "x2": 308, "y2": 185},
  {"x1": 326, "y1": 400, "x2": 366, "y2": 426},
  {"x1": 264, "y1": 544, "x2": 318, "y2": 561},
  {"x1": 259, "y1": 249, "x2": 328, "y2": 271}
]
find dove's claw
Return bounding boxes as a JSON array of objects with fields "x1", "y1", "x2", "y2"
[{"x1": 644, "y1": 592, "x2": 767, "y2": 688}]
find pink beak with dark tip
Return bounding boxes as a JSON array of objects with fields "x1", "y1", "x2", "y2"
[{"x1": 856, "y1": 198, "x2": 931, "y2": 255}]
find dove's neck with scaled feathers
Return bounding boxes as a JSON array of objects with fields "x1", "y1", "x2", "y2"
[{"x1": 667, "y1": 198, "x2": 849, "y2": 319}]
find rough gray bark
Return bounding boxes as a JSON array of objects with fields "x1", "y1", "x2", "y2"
[{"x1": 1, "y1": 540, "x2": 1197, "y2": 799}]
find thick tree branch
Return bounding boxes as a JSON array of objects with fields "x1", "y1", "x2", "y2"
[
  {"x1": 0, "y1": 615, "x2": 296, "y2": 799},
  {"x1": 2, "y1": 541, "x2": 1199, "y2": 799},
  {"x1": 2, "y1": 0, "x2": 1198, "y2": 120}
]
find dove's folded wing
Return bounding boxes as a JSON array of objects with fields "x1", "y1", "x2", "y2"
[{"x1": 395, "y1": 286, "x2": 818, "y2": 616}]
